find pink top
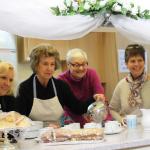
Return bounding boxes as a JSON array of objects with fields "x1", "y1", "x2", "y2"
[{"x1": 58, "y1": 68, "x2": 104, "y2": 126}]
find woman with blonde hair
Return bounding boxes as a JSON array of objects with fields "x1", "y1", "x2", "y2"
[{"x1": 0, "y1": 61, "x2": 15, "y2": 112}]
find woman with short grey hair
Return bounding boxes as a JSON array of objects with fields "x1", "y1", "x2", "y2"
[
  {"x1": 66, "y1": 48, "x2": 88, "y2": 64},
  {"x1": 58, "y1": 48, "x2": 105, "y2": 126},
  {"x1": 16, "y1": 44, "x2": 96, "y2": 127}
]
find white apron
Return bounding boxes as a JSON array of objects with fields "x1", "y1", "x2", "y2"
[{"x1": 29, "y1": 76, "x2": 64, "y2": 123}]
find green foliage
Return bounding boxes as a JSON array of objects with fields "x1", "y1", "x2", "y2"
[{"x1": 50, "y1": 0, "x2": 150, "y2": 20}]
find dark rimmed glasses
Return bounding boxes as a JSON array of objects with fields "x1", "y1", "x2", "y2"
[{"x1": 69, "y1": 62, "x2": 88, "y2": 69}]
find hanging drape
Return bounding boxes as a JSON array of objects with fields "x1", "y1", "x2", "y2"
[{"x1": 0, "y1": 0, "x2": 150, "y2": 43}]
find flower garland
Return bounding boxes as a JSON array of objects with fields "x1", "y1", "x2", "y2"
[{"x1": 50, "y1": 0, "x2": 150, "y2": 20}]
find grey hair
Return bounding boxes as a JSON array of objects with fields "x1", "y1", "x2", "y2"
[
  {"x1": 66, "y1": 48, "x2": 88, "y2": 63},
  {"x1": 29, "y1": 44, "x2": 60, "y2": 73}
]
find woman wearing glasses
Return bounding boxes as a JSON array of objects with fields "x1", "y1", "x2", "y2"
[
  {"x1": 109, "y1": 44, "x2": 150, "y2": 123},
  {"x1": 15, "y1": 44, "x2": 96, "y2": 127},
  {"x1": 58, "y1": 48, "x2": 105, "y2": 126}
]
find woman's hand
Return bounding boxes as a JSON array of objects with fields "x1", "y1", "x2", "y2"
[
  {"x1": 83, "y1": 113, "x2": 93, "y2": 123},
  {"x1": 93, "y1": 94, "x2": 105, "y2": 102},
  {"x1": 48, "y1": 122, "x2": 60, "y2": 129},
  {"x1": 121, "y1": 117, "x2": 127, "y2": 127}
]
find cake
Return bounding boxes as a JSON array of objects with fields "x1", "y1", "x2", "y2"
[
  {"x1": 0, "y1": 111, "x2": 31, "y2": 129},
  {"x1": 40, "y1": 127, "x2": 104, "y2": 142}
]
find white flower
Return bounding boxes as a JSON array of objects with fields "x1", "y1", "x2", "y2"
[
  {"x1": 72, "y1": 1, "x2": 79, "y2": 11},
  {"x1": 122, "y1": 1, "x2": 132, "y2": 11},
  {"x1": 84, "y1": 2, "x2": 91, "y2": 10},
  {"x1": 90, "y1": 0, "x2": 97, "y2": 5},
  {"x1": 112, "y1": 3, "x2": 122, "y2": 12},
  {"x1": 51, "y1": 0, "x2": 149, "y2": 19},
  {"x1": 58, "y1": 3, "x2": 67, "y2": 11},
  {"x1": 99, "y1": 0, "x2": 108, "y2": 7},
  {"x1": 65, "y1": 0, "x2": 72, "y2": 7},
  {"x1": 131, "y1": 7, "x2": 138, "y2": 15}
]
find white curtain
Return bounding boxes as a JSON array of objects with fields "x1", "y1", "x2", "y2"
[
  {"x1": 110, "y1": 15, "x2": 150, "y2": 44},
  {"x1": 0, "y1": 0, "x2": 150, "y2": 43},
  {"x1": 0, "y1": 0, "x2": 104, "y2": 40}
]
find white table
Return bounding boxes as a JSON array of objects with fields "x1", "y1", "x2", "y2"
[{"x1": 16, "y1": 125, "x2": 150, "y2": 150}]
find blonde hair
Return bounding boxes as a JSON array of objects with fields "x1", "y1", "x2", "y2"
[
  {"x1": 29, "y1": 44, "x2": 60, "y2": 73},
  {"x1": 66, "y1": 48, "x2": 88, "y2": 63},
  {"x1": 0, "y1": 61, "x2": 14, "y2": 95}
]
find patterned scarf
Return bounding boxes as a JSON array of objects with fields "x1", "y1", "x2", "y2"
[{"x1": 126, "y1": 71, "x2": 147, "y2": 108}]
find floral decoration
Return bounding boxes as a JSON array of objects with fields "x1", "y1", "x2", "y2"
[{"x1": 50, "y1": 0, "x2": 150, "y2": 20}]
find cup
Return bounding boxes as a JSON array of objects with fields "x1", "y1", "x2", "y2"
[
  {"x1": 26, "y1": 121, "x2": 43, "y2": 131},
  {"x1": 123, "y1": 115, "x2": 137, "y2": 129},
  {"x1": 64, "y1": 123, "x2": 80, "y2": 129},
  {"x1": 84, "y1": 122, "x2": 102, "y2": 129},
  {"x1": 105, "y1": 121, "x2": 121, "y2": 132}
]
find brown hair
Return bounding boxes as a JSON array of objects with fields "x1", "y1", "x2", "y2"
[
  {"x1": 29, "y1": 44, "x2": 60, "y2": 73},
  {"x1": 125, "y1": 44, "x2": 145, "y2": 63}
]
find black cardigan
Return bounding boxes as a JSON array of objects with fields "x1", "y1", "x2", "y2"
[
  {"x1": 15, "y1": 74, "x2": 94, "y2": 116},
  {"x1": 0, "y1": 95, "x2": 15, "y2": 112}
]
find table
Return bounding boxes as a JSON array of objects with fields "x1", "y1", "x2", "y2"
[{"x1": 16, "y1": 125, "x2": 150, "y2": 150}]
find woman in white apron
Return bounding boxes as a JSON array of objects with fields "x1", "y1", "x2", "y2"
[
  {"x1": 15, "y1": 44, "x2": 96, "y2": 127},
  {"x1": 29, "y1": 75, "x2": 63, "y2": 126}
]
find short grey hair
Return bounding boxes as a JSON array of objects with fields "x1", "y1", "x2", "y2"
[
  {"x1": 66, "y1": 48, "x2": 88, "y2": 63},
  {"x1": 29, "y1": 44, "x2": 60, "y2": 73}
]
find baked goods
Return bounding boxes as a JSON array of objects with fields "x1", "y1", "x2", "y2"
[
  {"x1": 0, "y1": 111, "x2": 31, "y2": 129},
  {"x1": 40, "y1": 127, "x2": 104, "y2": 143}
]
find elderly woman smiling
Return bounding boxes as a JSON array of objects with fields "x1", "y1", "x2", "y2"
[
  {"x1": 58, "y1": 48, "x2": 105, "y2": 126},
  {"x1": 109, "y1": 44, "x2": 150, "y2": 123},
  {"x1": 15, "y1": 44, "x2": 97, "y2": 127}
]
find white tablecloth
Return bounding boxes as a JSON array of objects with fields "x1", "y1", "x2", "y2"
[{"x1": 17, "y1": 125, "x2": 150, "y2": 150}]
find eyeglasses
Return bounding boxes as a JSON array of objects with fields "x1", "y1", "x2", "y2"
[{"x1": 69, "y1": 62, "x2": 88, "y2": 69}]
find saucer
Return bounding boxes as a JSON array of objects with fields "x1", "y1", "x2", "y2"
[
  {"x1": 143, "y1": 127, "x2": 150, "y2": 132},
  {"x1": 104, "y1": 127, "x2": 123, "y2": 135},
  {"x1": 23, "y1": 130, "x2": 39, "y2": 139}
]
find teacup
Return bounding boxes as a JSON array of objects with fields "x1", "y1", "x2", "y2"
[
  {"x1": 105, "y1": 121, "x2": 121, "y2": 132},
  {"x1": 26, "y1": 121, "x2": 43, "y2": 131},
  {"x1": 23, "y1": 121, "x2": 43, "y2": 139},
  {"x1": 122, "y1": 115, "x2": 137, "y2": 129},
  {"x1": 64, "y1": 123, "x2": 80, "y2": 129},
  {"x1": 84, "y1": 122, "x2": 102, "y2": 128}
]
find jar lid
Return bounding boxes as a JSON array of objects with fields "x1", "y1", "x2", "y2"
[{"x1": 87, "y1": 101, "x2": 105, "y2": 114}]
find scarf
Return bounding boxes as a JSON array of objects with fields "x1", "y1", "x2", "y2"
[{"x1": 126, "y1": 71, "x2": 147, "y2": 108}]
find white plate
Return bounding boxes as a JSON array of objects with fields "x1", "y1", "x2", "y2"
[
  {"x1": 143, "y1": 128, "x2": 150, "y2": 132},
  {"x1": 23, "y1": 130, "x2": 40, "y2": 139},
  {"x1": 35, "y1": 139, "x2": 105, "y2": 146},
  {"x1": 104, "y1": 127, "x2": 124, "y2": 135},
  {"x1": 0, "y1": 126, "x2": 27, "y2": 131}
]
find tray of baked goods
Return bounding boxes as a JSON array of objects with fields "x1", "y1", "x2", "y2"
[
  {"x1": 37, "y1": 127, "x2": 104, "y2": 145},
  {"x1": 0, "y1": 111, "x2": 33, "y2": 144},
  {"x1": 0, "y1": 111, "x2": 32, "y2": 131}
]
